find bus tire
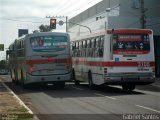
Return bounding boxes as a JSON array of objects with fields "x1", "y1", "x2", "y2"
[
  {"x1": 122, "y1": 84, "x2": 128, "y2": 90},
  {"x1": 21, "y1": 71, "x2": 26, "y2": 89},
  {"x1": 14, "y1": 70, "x2": 19, "y2": 85},
  {"x1": 73, "y1": 69, "x2": 80, "y2": 85},
  {"x1": 88, "y1": 71, "x2": 95, "y2": 89},
  {"x1": 128, "y1": 84, "x2": 135, "y2": 91},
  {"x1": 11, "y1": 70, "x2": 15, "y2": 83},
  {"x1": 55, "y1": 82, "x2": 65, "y2": 89}
]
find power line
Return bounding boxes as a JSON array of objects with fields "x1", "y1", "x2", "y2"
[
  {"x1": 0, "y1": 17, "x2": 48, "y2": 23},
  {"x1": 55, "y1": 1, "x2": 80, "y2": 15},
  {"x1": 62, "y1": 0, "x2": 102, "y2": 17},
  {"x1": 58, "y1": 1, "x2": 86, "y2": 15}
]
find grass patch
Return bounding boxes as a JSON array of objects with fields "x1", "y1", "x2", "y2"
[
  {"x1": 7, "y1": 106, "x2": 33, "y2": 120},
  {"x1": 1, "y1": 113, "x2": 33, "y2": 120},
  {"x1": 8, "y1": 106, "x2": 28, "y2": 112}
]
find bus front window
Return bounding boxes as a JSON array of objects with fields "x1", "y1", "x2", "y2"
[
  {"x1": 30, "y1": 36, "x2": 67, "y2": 52},
  {"x1": 113, "y1": 34, "x2": 150, "y2": 54}
]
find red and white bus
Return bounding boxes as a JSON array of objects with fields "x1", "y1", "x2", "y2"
[{"x1": 71, "y1": 28, "x2": 155, "y2": 90}]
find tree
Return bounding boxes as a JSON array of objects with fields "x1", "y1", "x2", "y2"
[{"x1": 39, "y1": 24, "x2": 50, "y2": 32}]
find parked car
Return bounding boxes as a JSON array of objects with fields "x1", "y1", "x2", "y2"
[{"x1": 0, "y1": 69, "x2": 8, "y2": 75}]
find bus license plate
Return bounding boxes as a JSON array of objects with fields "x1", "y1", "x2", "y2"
[{"x1": 47, "y1": 69, "x2": 54, "y2": 73}]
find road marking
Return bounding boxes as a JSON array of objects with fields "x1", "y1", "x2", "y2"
[
  {"x1": 72, "y1": 86, "x2": 84, "y2": 91},
  {"x1": 94, "y1": 93, "x2": 117, "y2": 100},
  {"x1": 136, "y1": 105, "x2": 160, "y2": 113}
]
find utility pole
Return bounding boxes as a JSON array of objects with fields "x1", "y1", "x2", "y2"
[
  {"x1": 140, "y1": 0, "x2": 146, "y2": 29},
  {"x1": 66, "y1": 16, "x2": 68, "y2": 33}
]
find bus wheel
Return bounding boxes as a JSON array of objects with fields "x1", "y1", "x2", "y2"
[
  {"x1": 21, "y1": 71, "x2": 26, "y2": 89},
  {"x1": 128, "y1": 84, "x2": 135, "y2": 91},
  {"x1": 11, "y1": 71, "x2": 15, "y2": 83},
  {"x1": 55, "y1": 82, "x2": 65, "y2": 89},
  {"x1": 88, "y1": 71, "x2": 95, "y2": 89},
  {"x1": 73, "y1": 69, "x2": 80, "y2": 85},
  {"x1": 122, "y1": 84, "x2": 128, "y2": 90},
  {"x1": 14, "y1": 70, "x2": 19, "y2": 85}
]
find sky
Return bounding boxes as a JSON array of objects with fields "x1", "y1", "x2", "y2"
[{"x1": 0, "y1": 0, "x2": 102, "y2": 60}]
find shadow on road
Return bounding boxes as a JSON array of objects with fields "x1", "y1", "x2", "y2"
[
  {"x1": 4, "y1": 80, "x2": 145, "y2": 99},
  {"x1": 136, "y1": 85, "x2": 160, "y2": 92}
]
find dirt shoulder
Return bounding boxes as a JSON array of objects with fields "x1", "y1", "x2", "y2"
[{"x1": 0, "y1": 79, "x2": 34, "y2": 120}]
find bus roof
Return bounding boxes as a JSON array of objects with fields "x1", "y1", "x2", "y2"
[
  {"x1": 71, "y1": 28, "x2": 153, "y2": 42},
  {"x1": 29, "y1": 31, "x2": 69, "y2": 36}
]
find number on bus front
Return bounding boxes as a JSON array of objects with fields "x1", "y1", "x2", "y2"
[{"x1": 138, "y1": 62, "x2": 150, "y2": 67}]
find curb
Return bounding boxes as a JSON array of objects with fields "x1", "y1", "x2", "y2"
[{"x1": 0, "y1": 79, "x2": 39, "y2": 120}]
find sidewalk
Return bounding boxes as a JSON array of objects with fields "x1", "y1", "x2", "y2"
[{"x1": 0, "y1": 79, "x2": 35, "y2": 120}]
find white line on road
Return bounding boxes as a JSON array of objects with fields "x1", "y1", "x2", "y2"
[
  {"x1": 94, "y1": 93, "x2": 117, "y2": 100},
  {"x1": 136, "y1": 105, "x2": 160, "y2": 113}
]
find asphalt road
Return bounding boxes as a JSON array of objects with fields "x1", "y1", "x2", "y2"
[{"x1": 1, "y1": 75, "x2": 160, "y2": 120}]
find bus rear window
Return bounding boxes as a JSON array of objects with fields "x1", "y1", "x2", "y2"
[
  {"x1": 113, "y1": 34, "x2": 150, "y2": 54},
  {"x1": 30, "y1": 36, "x2": 67, "y2": 52}
]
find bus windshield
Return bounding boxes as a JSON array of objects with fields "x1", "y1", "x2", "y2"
[
  {"x1": 30, "y1": 36, "x2": 68, "y2": 52},
  {"x1": 112, "y1": 34, "x2": 150, "y2": 54}
]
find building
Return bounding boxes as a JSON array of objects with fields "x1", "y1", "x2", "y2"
[{"x1": 68, "y1": 0, "x2": 160, "y2": 77}]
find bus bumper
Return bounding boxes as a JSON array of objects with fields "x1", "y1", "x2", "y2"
[
  {"x1": 104, "y1": 73, "x2": 155, "y2": 85},
  {"x1": 25, "y1": 72, "x2": 72, "y2": 84}
]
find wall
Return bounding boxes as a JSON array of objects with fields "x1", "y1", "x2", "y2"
[{"x1": 69, "y1": 0, "x2": 160, "y2": 38}]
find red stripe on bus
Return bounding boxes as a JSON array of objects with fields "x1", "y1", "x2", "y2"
[
  {"x1": 113, "y1": 50, "x2": 149, "y2": 54},
  {"x1": 26, "y1": 58, "x2": 72, "y2": 65},
  {"x1": 72, "y1": 60, "x2": 155, "y2": 67}
]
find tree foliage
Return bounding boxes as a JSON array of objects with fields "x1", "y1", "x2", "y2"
[{"x1": 39, "y1": 25, "x2": 50, "y2": 32}]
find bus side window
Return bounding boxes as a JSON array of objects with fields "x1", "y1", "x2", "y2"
[
  {"x1": 76, "y1": 42, "x2": 79, "y2": 57},
  {"x1": 86, "y1": 39, "x2": 91, "y2": 57},
  {"x1": 91, "y1": 38, "x2": 95, "y2": 57},
  {"x1": 80, "y1": 41, "x2": 83, "y2": 57},
  {"x1": 99, "y1": 36, "x2": 104, "y2": 57},
  {"x1": 92, "y1": 38, "x2": 97, "y2": 58},
  {"x1": 95, "y1": 37, "x2": 100, "y2": 57},
  {"x1": 83, "y1": 40, "x2": 87, "y2": 57},
  {"x1": 72, "y1": 42, "x2": 76, "y2": 57},
  {"x1": 81, "y1": 41, "x2": 83, "y2": 57},
  {"x1": 79, "y1": 42, "x2": 82, "y2": 57}
]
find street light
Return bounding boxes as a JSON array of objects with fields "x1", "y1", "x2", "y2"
[
  {"x1": 67, "y1": 22, "x2": 92, "y2": 33},
  {"x1": 106, "y1": 4, "x2": 120, "y2": 12}
]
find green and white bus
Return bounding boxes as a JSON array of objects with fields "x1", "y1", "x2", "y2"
[{"x1": 7, "y1": 32, "x2": 72, "y2": 88}]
